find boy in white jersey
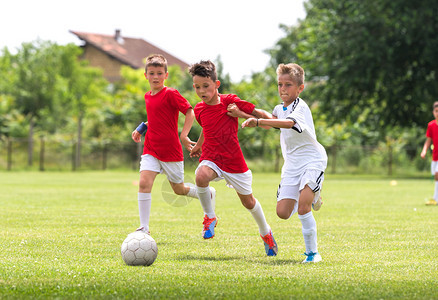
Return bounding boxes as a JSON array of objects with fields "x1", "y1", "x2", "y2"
[{"x1": 234, "y1": 63, "x2": 327, "y2": 263}]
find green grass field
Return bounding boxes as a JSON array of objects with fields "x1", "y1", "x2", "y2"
[{"x1": 1, "y1": 171, "x2": 437, "y2": 299}]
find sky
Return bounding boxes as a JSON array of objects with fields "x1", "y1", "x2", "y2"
[{"x1": 1, "y1": 0, "x2": 306, "y2": 82}]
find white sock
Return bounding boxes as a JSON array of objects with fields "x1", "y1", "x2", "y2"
[
  {"x1": 248, "y1": 199, "x2": 271, "y2": 236},
  {"x1": 197, "y1": 186, "x2": 215, "y2": 218},
  {"x1": 186, "y1": 184, "x2": 198, "y2": 198},
  {"x1": 298, "y1": 211, "x2": 318, "y2": 254},
  {"x1": 138, "y1": 192, "x2": 152, "y2": 231},
  {"x1": 434, "y1": 181, "x2": 438, "y2": 200}
]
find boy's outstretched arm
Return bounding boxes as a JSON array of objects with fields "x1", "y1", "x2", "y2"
[
  {"x1": 421, "y1": 137, "x2": 432, "y2": 159},
  {"x1": 227, "y1": 104, "x2": 273, "y2": 129},
  {"x1": 180, "y1": 108, "x2": 196, "y2": 152},
  {"x1": 242, "y1": 118, "x2": 294, "y2": 129},
  {"x1": 251, "y1": 108, "x2": 273, "y2": 120}
]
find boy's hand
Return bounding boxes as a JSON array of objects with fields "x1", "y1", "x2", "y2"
[
  {"x1": 241, "y1": 118, "x2": 258, "y2": 128},
  {"x1": 421, "y1": 149, "x2": 427, "y2": 159},
  {"x1": 132, "y1": 130, "x2": 142, "y2": 143},
  {"x1": 181, "y1": 136, "x2": 197, "y2": 152},
  {"x1": 227, "y1": 103, "x2": 242, "y2": 118},
  {"x1": 190, "y1": 143, "x2": 202, "y2": 158}
]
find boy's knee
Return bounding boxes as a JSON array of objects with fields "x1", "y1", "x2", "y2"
[
  {"x1": 138, "y1": 178, "x2": 148, "y2": 191},
  {"x1": 195, "y1": 171, "x2": 209, "y2": 187},
  {"x1": 276, "y1": 208, "x2": 291, "y2": 220},
  {"x1": 240, "y1": 194, "x2": 255, "y2": 210}
]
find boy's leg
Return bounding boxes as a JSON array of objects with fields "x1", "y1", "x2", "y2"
[
  {"x1": 237, "y1": 193, "x2": 277, "y2": 256},
  {"x1": 237, "y1": 193, "x2": 270, "y2": 236},
  {"x1": 169, "y1": 181, "x2": 212, "y2": 201},
  {"x1": 196, "y1": 165, "x2": 218, "y2": 239},
  {"x1": 223, "y1": 170, "x2": 271, "y2": 231},
  {"x1": 276, "y1": 199, "x2": 298, "y2": 220},
  {"x1": 169, "y1": 182, "x2": 216, "y2": 211},
  {"x1": 298, "y1": 185, "x2": 321, "y2": 263},
  {"x1": 138, "y1": 170, "x2": 158, "y2": 233},
  {"x1": 276, "y1": 181, "x2": 299, "y2": 219},
  {"x1": 434, "y1": 171, "x2": 438, "y2": 201},
  {"x1": 170, "y1": 181, "x2": 195, "y2": 196},
  {"x1": 195, "y1": 165, "x2": 218, "y2": 217},
  {"x1": 426, "y1": 162, "x2": 438, "y2": 205}
]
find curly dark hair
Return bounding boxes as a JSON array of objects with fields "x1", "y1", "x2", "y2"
[{"x1": 188, "y1": 60, "x2": 217, "y2": 81}]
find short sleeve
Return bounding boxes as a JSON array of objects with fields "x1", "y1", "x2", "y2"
[
  {"x1": 169, "y1": 88, "x2": 192, "y2": 115},
  {"x1": 426, "y1": 123, "x2": 432, "y2": 138},
  {"x1": 225, "y1": 94, "x2": 255, "y2": 115}
]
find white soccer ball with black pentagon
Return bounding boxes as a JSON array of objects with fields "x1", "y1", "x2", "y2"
[{"x1": 121, "y1": 231, "x2": 158, "y2": 266}]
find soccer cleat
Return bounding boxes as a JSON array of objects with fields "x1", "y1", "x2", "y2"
[
  {"x1": 260, "y1": 231, "x2": 278, "y2": 256},
  {"x1": 136, "y1": 226, "x2": 151, "y2": 235},
  {"x1": 312, "y1": 196, "x2": 323, "y2": 211},
  {"x1": 302, "y1": 252, "x2": 322, "y2": 263},
  {"x1": 202, "y1": 215, "x2": 217, "y2": 239},
  {"x1": 425, "y1": 199, "x2": 438, "y2": 206}
]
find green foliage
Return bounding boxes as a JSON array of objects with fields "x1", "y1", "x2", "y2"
[
  {"x1": 1, "y1": 172, "x2": 437, "y2": 299},
  {"x1": 269, "y1": 0, "x2": 438, "y2": 131}
]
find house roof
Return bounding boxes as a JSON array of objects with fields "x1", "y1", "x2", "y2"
[{"x1": 70, "y1": 30, "x2": 189, "y2": 70}]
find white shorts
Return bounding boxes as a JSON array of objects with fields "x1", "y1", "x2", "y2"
[
  {"x1": 431, "y1": 161, "x2": 438, "y2": 175},
  {"x1": 196, "y1": 160, "x2": 253, "y2": 195},
  {"x1": 139, "y1": 154, "x2": 184, "y2": 184},
  {"x1": 277, "y1": 169, "x2": 324, "y2": 216}
]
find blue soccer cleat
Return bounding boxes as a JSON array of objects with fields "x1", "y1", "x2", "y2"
[
  {"x1": 260, "y1": 231, "x2": 278, "y2": 256},
  {"x1": 202, "y1": 215, "x2": 217, "y2": 239},
  {"x1": 302, "y1": 251, "x2": 322, "y2": 263}
]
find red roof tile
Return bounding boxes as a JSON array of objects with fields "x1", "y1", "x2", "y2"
[{"x1": 70, "y1": 30, "x2": 189, "y2": 70}]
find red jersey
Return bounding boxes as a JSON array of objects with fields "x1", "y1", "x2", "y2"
[
  {"x1": 143, "y1": 87, "x2": 192, "y2": 162},
  {"x1": 194, "y1": 94, "x2": 255, "y2": 173},
  {"x1": 426, "y1": 120, "x2": 438, "y2": 161}
]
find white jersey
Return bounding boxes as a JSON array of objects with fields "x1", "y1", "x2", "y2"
[{"x1": 272, "y1": 98, "x2": 327, "y2": 178}]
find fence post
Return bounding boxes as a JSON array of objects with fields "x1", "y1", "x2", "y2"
[
  {"x1": 7, "y1": 137, "x2": 12, "y2": 171},
  {"x1": 102, "y1": 142, "x2": 107, "y2": 170},
  {"x1": 39, "y1": 136, "x2": 45, "y2": 171},
  {"x1": 388, "y1": 143, "x2": 393, "y2": 176},
  {"x1": 72, "y1": 141, "x2": 76, "y2": 171},
  {"x1": 331, "y1": 143, "x2": 337, "y2": 174}
]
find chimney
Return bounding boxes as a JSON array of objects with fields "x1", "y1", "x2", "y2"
[{"x1": 115, "y1": 29, "x2": 124, "y2": 44}]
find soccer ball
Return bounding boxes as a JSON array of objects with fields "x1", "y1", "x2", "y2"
[{"x1": 121, "y1": 231, "x2": 158, "y2": 266}]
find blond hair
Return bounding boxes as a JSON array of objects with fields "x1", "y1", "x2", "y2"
[
  {"x1": 145, "y1": 54, "x2": 168, "y2": 73},
  {"x1": 276, "y1": 63, "x2": 305, "y2": 86}
]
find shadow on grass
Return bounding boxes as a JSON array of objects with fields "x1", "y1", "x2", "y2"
[
  {"x1": 253, "y1": 258, "x2": 302, "y2": 265},
  {"x1": 175, "y1": 254, "x2": 301, "y2": 265},
  {"x1": 176, "y1": 254, "x2": 243, "y2": 261}
]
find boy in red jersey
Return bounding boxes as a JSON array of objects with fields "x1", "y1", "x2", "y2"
[
  {"x1": 131, "y1": 54, "x2": 213, "y2": 234},
  {"x1": 188, "y1": 60, "x2": 277, "y2": 256},
  {"x1": 421, "y1": 101, "x2": 438, "y2": 206}
]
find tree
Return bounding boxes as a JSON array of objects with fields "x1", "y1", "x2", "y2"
[
  {"x1": 56, "y1": 44, "x2": 109, "y2": 169},
  {"x1": 268, "y1": 0, "x2": 438, "y2": 133},
  {"x1": 9, "y1": 41, "x2": 63, "y2": 166}
]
